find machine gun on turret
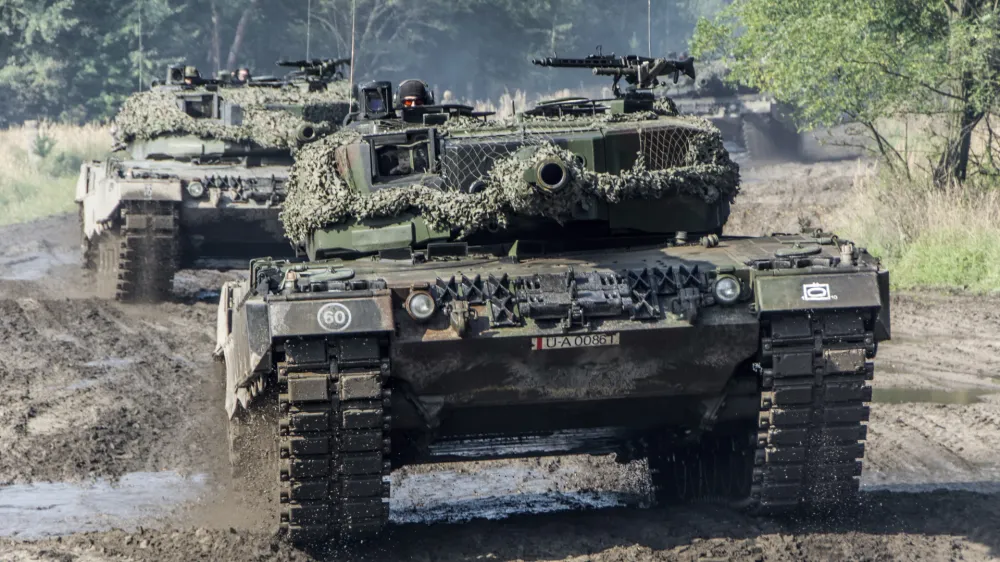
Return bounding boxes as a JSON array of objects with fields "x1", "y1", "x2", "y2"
[
  {"x1": 277, "y1": 57, "x2": 351, "y2": 83},
  {"x1": 532, "y1": 52, "x2": 696, "y2": 97}
]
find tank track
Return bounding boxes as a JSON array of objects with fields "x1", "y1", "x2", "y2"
[
  {"x1": 752, "y1": 310, "x2": 874, "y2": 511},
  {"x1": 92, "y1": 201, "x2": 178, "y2": 302},
  {"x1": 741, "y1": 113, "x2": 801, "y2": 161},
  {"x1": 79, "y1": 205, "x2": 96, "y2": 270},
  {"x1": 115, "y1": 201, "x2": 179, "y2": 302},
  {"x1": 277, "y1": 336, "x2": 392, "y2": 545},
  {"x1": 649, "y1": 309, "x2": 875, "y2": 512}
]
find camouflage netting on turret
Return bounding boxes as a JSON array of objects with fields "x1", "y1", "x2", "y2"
[
  {"x1": 281, "y1": 121, "x2": 738, "y2": 243},
  {"x1": 112, "y1": 82, "x2": 352, "y2": 149}
]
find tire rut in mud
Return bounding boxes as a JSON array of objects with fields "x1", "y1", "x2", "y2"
[{"x1": 0, "y1": 297, "x2": 223, "y2": 484}]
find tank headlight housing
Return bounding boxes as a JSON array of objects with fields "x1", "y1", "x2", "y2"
[
  {"x1": 186, "y1": 180, "x2": 205, "y2": 198},
  {"x1": 713, "y1": 275, "x2": 742, "y2": 305},
  {"x1": 405, "y1": 291, "x2": 436, "y2": 322}
]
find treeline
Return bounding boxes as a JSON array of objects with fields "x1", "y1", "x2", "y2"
[
  {"x1": 694, "y1": 0, "x2": 1000, "y2": 184},
  {"x1": 0, "y1": 0, "x2": 725, "y2": 126}
]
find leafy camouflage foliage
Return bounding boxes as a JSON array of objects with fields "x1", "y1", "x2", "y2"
[{"x1": 111, "y1": 83, "x2": 351, "y2": 149}]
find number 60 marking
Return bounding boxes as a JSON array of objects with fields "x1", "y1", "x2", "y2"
[{"x1": 316, "y1": 302, "x2": 352, "y2": 332}]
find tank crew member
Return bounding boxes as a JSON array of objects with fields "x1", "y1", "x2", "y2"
[
  {"x1": 182, "y1": 66, "x2": 201, "y2": 86},
  {"x1": 397, "y1": 79, "x2": 434, "y2": 107},
  {"x1": 235, "y1": 67, "x2": 251, "y2": 84}
]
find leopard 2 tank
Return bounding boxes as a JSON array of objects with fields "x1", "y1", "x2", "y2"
[
  {"x1": 663, "y1": 58, "x2": 801, "y2": 160},
  {"x1": 215, "y1": 56, "x2": 890, "y2": 545},
  {"x1": 76, "y1": 58, "x2": 351, "y2": 301}
]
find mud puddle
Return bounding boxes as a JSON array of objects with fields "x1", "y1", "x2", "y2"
[
  {"x1": 0, "y1": 471, "x2": 208, "y2": 539},
  {"x1": 862, "y1": 481, "x2": 1000, "y2": 494},
  {"x1": 0, "y1": 459, "x2": 638, "y2": 540},
  {"x1": 872, "y1": 387, "x2": 996, "y2": 405},
  {"x1": 390, "y1": 461, "x2": 640, "y2": 525},
  {"x1": 0, "y1": 241, "x2": 77, "y2": 281}
]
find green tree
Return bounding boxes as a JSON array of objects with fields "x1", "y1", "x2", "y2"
[{"x1": 692, "y1": 0, "x2": 1000, "y2": 183}]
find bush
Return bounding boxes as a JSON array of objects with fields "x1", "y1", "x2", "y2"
[
  {"x1": 31, "y1": 132, "x2": 57, "y2": 158},
  {"x1": 836, "y1": 168, "x2": 1000, "y2": 293},
  {"x1": 40, "y1": 151, "x2": 86, "y2": 177},
  {"x1": 0, "y1": 123, "x2": 110, "y2": 225}
]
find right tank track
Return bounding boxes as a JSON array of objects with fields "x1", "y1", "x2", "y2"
[
  {"x1": 752, "y1": 310, "x2": 874, "y2": 511},
  {"x1": 651, "y1": 309, "x2": 875, "y2": 512},
  {"x1": 276, "y1": 336, "x2": 392, "y2": 544}
]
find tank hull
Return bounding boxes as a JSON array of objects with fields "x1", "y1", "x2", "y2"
[
  {"x1": 76, "y1": 159, "x2": 295, "y2": 299},
  {"x1": 218, "y1": 234, "x2": 889, "y2": 501},
  {"x1": 181, "y1": 204, "x2": 291, "y2": 269}
]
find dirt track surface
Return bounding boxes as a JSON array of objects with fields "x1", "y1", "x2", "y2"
[{"x1": 2, "y1": 157, "x2": 1000, "y2": 561}]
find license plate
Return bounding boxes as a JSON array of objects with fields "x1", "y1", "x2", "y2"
[{"x1": 532, "y1": 333, "x2": 620, "y2": 350}]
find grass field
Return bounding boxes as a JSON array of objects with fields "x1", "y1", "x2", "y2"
[
  {"x1": 836, "y1": 169, "x2": 1000, "y2": 293},
  {"x1": 0, "y1": 123, "x2": 111, "y2": 225}
]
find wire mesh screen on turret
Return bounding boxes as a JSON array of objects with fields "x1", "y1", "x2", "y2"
[
  {"x1": 438, "y1": 123, "x2": 587, "y2": 193},
  {"x1": 639, "y1": 126, "x2": 697, "y2": 170}
]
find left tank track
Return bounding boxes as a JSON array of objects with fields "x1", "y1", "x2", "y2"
[
  {"x1": 91, "y1": 201, "x2": 178, "y2": 302},
  {"x1": 276, "y1": 336, "x2": 392, "y2": 545}
]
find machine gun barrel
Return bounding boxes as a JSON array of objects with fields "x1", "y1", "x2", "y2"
[
  {"x1": 531, "y1": 54, "x2": 695, "y2": 97},
  {"x1": 277, "y1": 57, "x2": 351, "y2": 69},
  {"x1": 534, "y1": 53, "x2": 695, "y2": 96},
  {"x1": 531, "y1": 55, "x2": 638, "y2": 69}
]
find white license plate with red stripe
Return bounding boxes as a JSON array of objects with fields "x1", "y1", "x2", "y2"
[{"x1": 532, "y1": 333, "x2": 620, "y2": 350}]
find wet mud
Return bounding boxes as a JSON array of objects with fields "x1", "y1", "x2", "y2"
[{"x1": 2, "y1": 157, "x2": 1000, "y2": 560}]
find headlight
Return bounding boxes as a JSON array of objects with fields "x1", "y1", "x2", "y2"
[
  {"x1": 186, "y1": 181, "x2": 205, "y2": 198},
  {"x1": 713, "y1": 276, "x2": 741, "y2": 304},
  {"x1": 405, "y1": 291, "x2": 436, "y2": 322}
]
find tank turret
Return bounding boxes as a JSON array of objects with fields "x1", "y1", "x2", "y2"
[{"x1": 280, "y1": 66, "x2": 738, "y2": 261}]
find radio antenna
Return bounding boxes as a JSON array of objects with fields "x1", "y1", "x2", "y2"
[
  {"x1": 306, "y1": 0, "x2": 312, "y2": 59},
  {"x1": 137, "y1": 0, "x2": 143, "y2": 90},
  {"x1": 348, "y1": 0, "x2": 356, "y2": 93},
  {"x1": 647, "y1": 0, "x2": 651, "y2": 57}
]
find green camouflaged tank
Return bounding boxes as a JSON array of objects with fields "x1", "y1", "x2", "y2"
[
  {"x1": 215, "y1": 60, "x2": 890, "y2": 546},
  {"x1": 76, "y1": 60, "x2": 351, "y2": 302},
  {"x1": 664, "y1": 59, "x2": 801, "y2": 160}
]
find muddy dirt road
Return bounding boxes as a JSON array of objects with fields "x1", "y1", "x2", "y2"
[{"x1": 2, "y1": 158, "x2": 1000, "y2": 561}]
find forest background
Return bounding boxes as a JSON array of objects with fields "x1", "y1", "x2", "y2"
[{"x1": 0, "y1": 0, "x2": 724, "y2": 126}]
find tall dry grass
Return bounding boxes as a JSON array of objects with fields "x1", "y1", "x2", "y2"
[
  {"x1": 0, "y1": 122, "x2": 111, "y2": 225},
  {"x1": 835, "y1": 166, "x2": 1000, "y2": 292}
]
